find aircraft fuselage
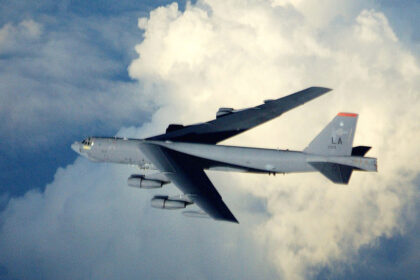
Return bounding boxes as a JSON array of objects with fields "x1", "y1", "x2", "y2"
[
  {"x1": 72, "y1": 137, "x2": 376, "y2": 175},
  {"x1": 70, "y1": 86, "x2": 378, "y2": 222}
]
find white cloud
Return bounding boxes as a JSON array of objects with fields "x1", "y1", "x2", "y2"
[
  {"x1": 0, "y1": 19, "x2": 42, "y2": 53},
  {"x1": 1, "y1": 1, "x2": 419, "y2": 280},
  {"x1": 0, "y1": 159, "x2": 273, "y2": 280},
  {"x1": 127, "y1": 1, "x2": 420, "y2": 279},
  {"x1": 0, "y1": 17, "x2": 152, "y2": 149}
]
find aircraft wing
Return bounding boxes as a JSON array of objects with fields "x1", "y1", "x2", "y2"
[
  {"x1": 139, "y1": 142, "x2": 238, "y2": 223},
  {"x1": 147, "y1": 87, "x2": 331, "y2": 144}
]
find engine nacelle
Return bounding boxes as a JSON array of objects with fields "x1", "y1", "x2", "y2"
[
  {"x1": 216, "y1": 107, "x2": 234, "y2": 118},
  {"x1": 151, "y1": 196, "x2": 189, "y2": 210},
  {"x1": 127, "y1": 175, "x2": 163, "y2": 189}
]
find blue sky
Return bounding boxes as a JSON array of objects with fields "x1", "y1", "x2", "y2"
[
  {"x1": 0, "y1": 0, "x2": 188, "y2": 197},
  {"x1": 1, "y1": 1, "x2": 419, "y2": 279}
]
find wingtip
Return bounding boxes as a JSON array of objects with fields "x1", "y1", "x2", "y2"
[
  {"x1": 300, "y1": 86, "x2": 332, "y2": 96},
  {"x1": 313, "y1": 86, "x2": 332, "y2": 92},
  {"x1": 221, "y1": 214, "x2": 239, "y2": 224},
  {"x1": 231, "y1": 214, "x2": 239, "y2": 224},
  {"x1": 229, "y1": 219, "x2": 240, "y2": 224}
]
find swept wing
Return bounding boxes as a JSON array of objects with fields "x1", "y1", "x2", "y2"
[
  {"x1": 139, "y1": 142, "x2": 238, "y2": 223},
  {"x1": 141, "y1": 87, "x2": 331, "y2": 222},
  {"x1": 147, "y1": 87, "x2": 331, "y2": 144}
]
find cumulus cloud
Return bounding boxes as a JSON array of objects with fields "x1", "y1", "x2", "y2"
[
  {"x1": 127, "y1": 1, "x2": 420, "y2": 278},
  {"x1": 0, "y1": 19, "x2": 42, "y2": 53},
  {"x1": 0, "y1": 159, "x2": 274, "y2": 280},
  {"x1": 0, "y1": 17, "x2": 151, "y2": 150},
  {"x1": 1, "y1": 1, "x2": 419, "y2": 280}
]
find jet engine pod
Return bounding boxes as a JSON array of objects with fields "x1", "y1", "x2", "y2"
[
  {"x1": 216, "y1": 107, "x2": 234, "y2": 118},
  {"x1": 127, "y1": 175, "x2": 163, "y2": 189},
  {"x1": 151, "y1": 195, "x2": 189, "y2": 210}
]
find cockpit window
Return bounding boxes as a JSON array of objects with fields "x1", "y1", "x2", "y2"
[{"x1": 82, "y1": 137, "x2": 94, "y2": 146}]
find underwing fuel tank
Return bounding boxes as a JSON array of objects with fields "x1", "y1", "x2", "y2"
[
  {"x1": 127, "y1": 175, "x2": 164, "y2": 189},
  {"x1": 151, "y1": 196, "x2": 191, "y2": 209}
]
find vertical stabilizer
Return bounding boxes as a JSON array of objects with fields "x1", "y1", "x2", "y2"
[{"x1": 304, "y1": 113, "x2": 358, "y2": 156}]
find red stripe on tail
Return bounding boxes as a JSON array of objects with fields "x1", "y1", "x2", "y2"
[{"x1": 337, "y1": 112, "x2": 358, "y2": 117}]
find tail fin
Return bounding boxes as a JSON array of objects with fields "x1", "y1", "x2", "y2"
[{"x1": 304, "y1": 112, "x2": 358, "y2": 156}]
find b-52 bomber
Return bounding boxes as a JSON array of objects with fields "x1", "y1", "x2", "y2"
[{"x1": 72, "y1": 87, "x2": 377, "y2": 223}]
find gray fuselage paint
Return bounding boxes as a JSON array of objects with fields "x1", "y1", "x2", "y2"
[{"x1": 76, "y1": 138, "x2": 312, "y2": 174}]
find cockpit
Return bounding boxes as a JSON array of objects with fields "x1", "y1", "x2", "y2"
[{"x1": 81, "y1": 137, "x2": 94, "y2": 147}]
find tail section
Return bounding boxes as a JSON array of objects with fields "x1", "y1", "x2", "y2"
[
  {"x1": 304, "y1": 112, "x2": 358, "y2": 156},
  {"x1": 309, "y1": 162, "x2": 353, "y2": 184},
  {"x1": 305, "y1": 113, "x2": 377, "y2": 184}
]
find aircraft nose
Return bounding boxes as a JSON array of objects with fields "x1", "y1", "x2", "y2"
[{"x1": 71, "y1": 142, "x2": 81, "y2": 154}]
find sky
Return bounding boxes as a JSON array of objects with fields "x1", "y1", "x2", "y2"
[{"x1": 0, "y1": 0, "x2": 419, "y2": 279}]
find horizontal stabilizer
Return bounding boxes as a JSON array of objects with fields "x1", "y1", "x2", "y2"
[
  {"x1": 309, "y1": 162, "x2": 353, "y2": 184},
  {"x1": 351, "y1": 146, "x2": 371, "y2": 156}
]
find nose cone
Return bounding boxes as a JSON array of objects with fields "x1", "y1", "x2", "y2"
[{"x1": 71, "y1": 142, "x2": 81, "y2": 154}]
